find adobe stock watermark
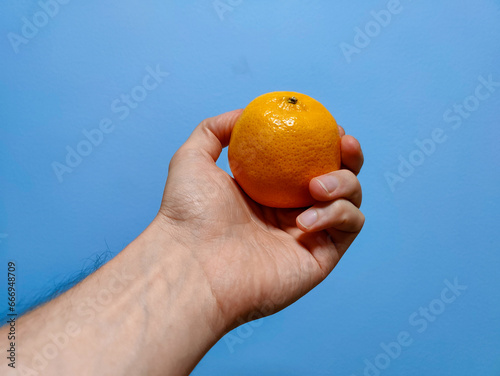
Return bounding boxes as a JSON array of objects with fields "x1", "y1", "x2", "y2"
[
  {"x1": 7, "y1": 0, "x2": 71, "y2": 54},
  {"x1": 339, "y1": 0, "x2": 405, "y2": 63},
  {"x1": 17, "y1": 267, "x2": 134, "y2": 375},
  {"x1": 213, "y1": 0, "x2": 243, "y2": 21},
  {"x1": 385, "y1": 74, "x2": 500, "y2": 192},
  {"x1": 350, "y1": 277, "x2": 467, "y2": 376},
  {"x1": 223, "y1": 303, "x2": 269, "y2": 354},
  {"x1": 51, "y1": 64, "x2": 169, "y2": 183},
  {"x1": 224, "y1": 254, "x2": 322, "y2": 354}
]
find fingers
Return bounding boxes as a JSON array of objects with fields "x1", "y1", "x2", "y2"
[
  {"x1": 297, "y1": 149, "x2": 364, "y2": 234},
  {"x1": 296, "y1": 199, "x2": 365, "y2": 233},
  {"x1": 309, "y1": 169, "x2": 362, "y2": 208},
  {"x1": 338, "y1": 125, "x2": 345, "y2": 137},
  {"x1": 341, "y1": 135, "x2": 364, "y2": 175},
  {"x1": 177, "y1": 109, "x2": 243, "y2": 162}
]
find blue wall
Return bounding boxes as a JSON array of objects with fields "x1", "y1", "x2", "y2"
[{"x1": 1, "y1": 1, "x2": 499, "y2": 374}]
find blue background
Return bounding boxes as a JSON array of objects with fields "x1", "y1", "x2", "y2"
[{"x1": 1, "y1": 1, "x2": 500, "y2": 375}]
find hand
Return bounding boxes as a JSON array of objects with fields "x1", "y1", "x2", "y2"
[
  {"x1": 157, "y1": 109, "x2": 365, "y2": 330},
  {"x1": 10, "y1": 110, "x2": 364, "y2": 376}
]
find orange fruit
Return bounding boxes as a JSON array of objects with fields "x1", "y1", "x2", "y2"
[{"x1": 228, "y1": 91, "x2": 341, "y2": 208}]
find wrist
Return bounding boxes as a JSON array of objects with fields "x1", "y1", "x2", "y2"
[
  {"x1": 127, "y1": 218, "x2": 227, "y2": 374},
  {"x1": 147, "y1": 215, "x2": 228, "y2": 328}
]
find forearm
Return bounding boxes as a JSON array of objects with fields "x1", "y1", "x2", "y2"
[{"x1": 12, "y1": 220, "x2": 225, "y2": 375}]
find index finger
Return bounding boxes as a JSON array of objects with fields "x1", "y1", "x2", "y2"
[{"x1": 340, "y1": 135, "x2": 364, "y2": 175}]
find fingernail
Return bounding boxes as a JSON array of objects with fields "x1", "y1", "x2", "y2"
[
  {"x1": 298, "y1": 209, "x2": 318, "y2": 229},
  {"x1": 317, "y1": 175, "x2": 338, "y2": 194}
]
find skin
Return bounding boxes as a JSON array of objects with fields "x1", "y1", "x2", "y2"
[{"x1": 5, "y1": 109, "x2": 364, "y2": 375}]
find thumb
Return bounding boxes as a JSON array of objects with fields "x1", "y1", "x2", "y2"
[{"x1": 178, "y1": 109, "x2": 243, "y2": 163}]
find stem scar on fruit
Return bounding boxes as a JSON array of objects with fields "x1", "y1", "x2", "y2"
[{"x1": 287, "y1": 96, "x2": 298, "y2": 104}]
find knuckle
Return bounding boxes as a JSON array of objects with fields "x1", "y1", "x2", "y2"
[
  {"x1": 352, "y1": 177, "x2": 362, "y2": 194},
  {"x1": 338, "y1": 212, "x2": 350, "y2": 228},
  {"x1": 354, "y1": 179, "x2": 362, "y2": 204},
  {"x1": 330, "y1": 200, "x2": 364, "y2": 232},
  {"x1": 341, "y1": 168, "x2": 356, "y2": 179},
  {"x1": 340, "y1": 170, "x2": 362, "y2": 206},
  {"x1": 358, "y1": 212, "x2": 366, "y2": 230},
  {"x1": 333, "y1": 200, "x2": 351, "y2": 226},
  {"x1": 337, "y1": 169, "x2": 356, "y2": 188},
  {"x1": 169, "y1": 148, "x2": 200, "y2": 171}
]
